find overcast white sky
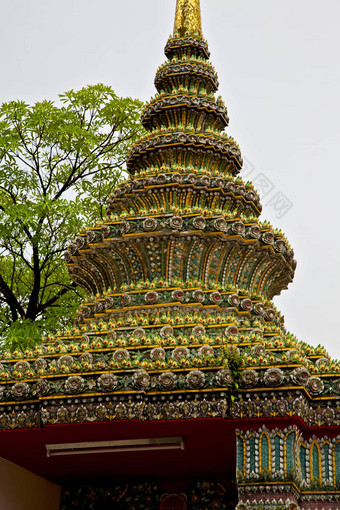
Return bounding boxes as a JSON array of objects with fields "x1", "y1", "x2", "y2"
[{"x1": 1, "y1": 0, "x2": 339, "y2": 358}]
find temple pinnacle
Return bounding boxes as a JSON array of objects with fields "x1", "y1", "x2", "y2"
[{"x1": 174, "y1": 0, "x2": 202, "y2": 37}]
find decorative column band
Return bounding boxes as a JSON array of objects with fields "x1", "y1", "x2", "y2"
[{"x1": 236, "y1": 425, "x2": 340, "y2": 509}]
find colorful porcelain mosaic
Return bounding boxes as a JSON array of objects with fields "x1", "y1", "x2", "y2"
[
  {"x1": 236, "y1": 426, "x2": 340, "y2": 509},
  {"x1": 61, "y1": 479, "x2": 238, "y2": 510},
  {"x1": 0, "y1": 0, "x2": 339, "y2": 507}
]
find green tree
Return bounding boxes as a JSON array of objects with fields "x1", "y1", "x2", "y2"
[{"x1": 0, "y1": 84, "x2": 144, "y2": 348}]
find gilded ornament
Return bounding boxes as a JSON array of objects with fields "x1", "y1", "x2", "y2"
[
  {"x1": 74, "y1": 236, "x2": 86, "y2": 250},
  {"x1": 101, "y1": 225, "x2": 112, "y2": 239},
  {"x1": 225, "y1": 181, "x2": 235, "y2": 193},
  {"x1": 105, "y1": 296, "x2": 115, "y2": 310},
  {"x1": 86, "y1": 230, "x2": 101, "y2": 244},
  {"x1": 115, "y1": 403, "x2": 127, "y2": 420},
  {"x1": 76, "y1": 406, "x2": 87, "y2": 423},
  {"x1": 94, "y1": 301, "x2": 105, "y2": 313},
  {"x1": 96, "y1": 404, "x2": 107, "y2": 421},
  {"x1": 187, "y1": 173, "x2": 197, "y2": 184},
  {"x1": 107, "y1": 330, "x2": 117, "y2": 341},
  {"x1": 156, "y1": 174, "x2": 167, "y2": 184}
]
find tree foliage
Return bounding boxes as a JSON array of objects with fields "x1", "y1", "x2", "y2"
[{"x1": 0, "y1": 84, "x2": 144, "y2": 346}]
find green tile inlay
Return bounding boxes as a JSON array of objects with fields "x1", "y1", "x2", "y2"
[
  {"x1": 286, "y1": 432, "x2": 295, "y2": 474},
  {"x1": 237, "y1": 436, "x2": 244, "y2": 473},
  {"x1": 261, "y1": 434, "x2": 269, "y2": 471},
  {"x1": 300, "y1": 446, "x2": 306, "y2": 480},
  {"x1": 312, "y1": 443, "x2": 320, "y2": 481}
]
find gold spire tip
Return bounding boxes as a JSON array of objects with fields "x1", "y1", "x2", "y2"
[{"x1": 174, "y1": 0, "x2": 202, "y2": 37}]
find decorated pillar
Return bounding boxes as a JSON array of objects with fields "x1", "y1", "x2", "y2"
[{"x1": 236, "y1": 426, "x2": 340, "y2": 509}]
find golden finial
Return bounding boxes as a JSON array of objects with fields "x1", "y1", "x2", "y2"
[{"x1": 174, "y1": 0, "x2": 202, "y2": 37}]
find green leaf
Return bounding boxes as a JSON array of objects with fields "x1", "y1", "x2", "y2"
[{"x1": 0, "y1": 84, "x2": 144, "y2": 347}]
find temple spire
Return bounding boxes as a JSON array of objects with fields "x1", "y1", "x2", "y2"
[{"x1": 174, "y1": 0, "x2": 202, "y2": 37}]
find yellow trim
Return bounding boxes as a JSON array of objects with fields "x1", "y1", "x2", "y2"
[
  {"x1": 0, "y1": 398, "x2": 39, "y2": 406},
  {"x1": 106, "y1": 301, "x2": 229, "y2": 312},
  {"x1": 40, "y1": 385, "x2": 227, "y2": 402}
]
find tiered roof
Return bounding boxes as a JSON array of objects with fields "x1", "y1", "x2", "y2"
[{"x1": 0, "y1": 0, "x2": 339, "y2": 435}]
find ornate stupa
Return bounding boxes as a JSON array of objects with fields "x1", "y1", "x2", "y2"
[{"x1": 0, "y1": 1, "x2": 340, "y2": 509}]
